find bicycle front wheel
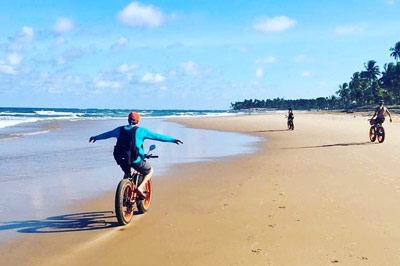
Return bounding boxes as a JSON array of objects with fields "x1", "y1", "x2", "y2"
[
  {"x1": 115, "y1": 179, "x2": 135, "y2": 225},
  {"x1": 369, "y1": 126, "x2": 376, "y2": 142}
]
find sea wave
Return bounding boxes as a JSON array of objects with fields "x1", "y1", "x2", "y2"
[
  {"x1": 34, "y1": 110, "x2": 81, "y2": 117},
  {"x1": 0, "y1": 117, "x2": 40, "y2": 129},
  {"x1": 0, "y1": 107, "x2": 244, "y2": 130}
]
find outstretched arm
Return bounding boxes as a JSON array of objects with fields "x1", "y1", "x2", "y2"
[
  {"x1": 386, "y1": 109, "x2": 393, "y2": 122},
  {"x1": 371, "y1": 110, "x2": 377, "y2": 119},
  {"x1": 142, "y1": 128, "x2": 183, "y2": 144},
  {"x1": 89, "y1": 127, "x2": 120, "y2": 143}
]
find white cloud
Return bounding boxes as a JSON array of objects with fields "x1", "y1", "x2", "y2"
[
  {"x1": 8, "y1": 26, "x2": 34, "y2": 51},
  {"x1": 111, "y1": 37, "x2": 128, "y2": 52},
  {"x1": 301, "y1": 71, "x2": 312, "y2": 77},
  {"x1": 319, "y1": 81, "x2": 328, "y2": 86},
  {"x1": 116, "y1": 2, "x2": 165, "y2": 28},
  {"x1": 294, "y1": 54, "x2": 313, "y2": 63},
  {"x1": 0, "y1": 61, "x2": 16, "y2": 75},
  {"x1": 180, "y1": 61, "x2": 200, "y2": 76},
  {"x1": 57, "y1": 56, "x2": 66, "y2": 65},
  {"x1": 140, "y1": 72, "x2": 165, "y2": 83},
  {"x1": 386, "y1": 0, "x2": 395, "y2": 4},
  {"x1": 335, "y1": 24, "x2": 363, "y2": 35},
  {"x1": 21, "y1": 26, "x2": 34, "y2": 38},
  {"x1": 7, "y1": 53, "x2": 22, "y2": 66},
  {"x1": 53, "y1": 46, "x2": 95, "y2": 66},
  {"x1": 255, "y1": 56, "x2": 276, "y2": 64},
  {"x1": 253, "y1": 16, "x2": 297, "y2": 33},
  {"x1": 256, "y1": 68, "x2": 263, "y2": 78},
  {"x1": 53, "y1": 18, "x2": 75, "y2": 33},
  {"x1": 94, "y1": 77, "x2": 122, "y2": 89},
  {"x1": 118, "y1": 63, "x2": 137, "y2": 73}
]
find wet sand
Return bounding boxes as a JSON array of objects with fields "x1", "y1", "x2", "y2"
[{"x1": 2, "y1": 112, "x2": 400, "y2": 265}]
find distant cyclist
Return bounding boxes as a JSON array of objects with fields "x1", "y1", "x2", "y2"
[
  {"x1": 288, "y1": 108, "x2": 294, "y2": 121},
  {"x1": 89, "y1": 112, "x2": 183, "y2": 197},
  {"x1": 371, "y1": 100, "x2": 392, "y2": 125},
  {"x1": 287, "y1": 108, "x2": 294, "y2": 129}
]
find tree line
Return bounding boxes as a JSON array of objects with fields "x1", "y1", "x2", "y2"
[{"x1": 231, "y1": 41, "x2": 400, "y2": 110}]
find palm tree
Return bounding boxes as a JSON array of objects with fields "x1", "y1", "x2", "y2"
[
  {"x1": 336, "y1": 82, "x2": 350, "y2": 107},
  {"x1": 362, "y1": 60, "x2": 380, "y2": 81},
  {"x1": 390, "y1": 41, "x2": 400, "y2": 62}
]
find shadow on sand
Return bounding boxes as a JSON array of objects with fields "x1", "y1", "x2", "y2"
[
  {"x1": 0, "y1": 211, "x2": 124, "y2": 234},
  {"x1": 282, "y1": 141, "x2": 376, "y2": 150},
  {"x1": 249, "y1": 129, "x2": 290, "y2": 133}
]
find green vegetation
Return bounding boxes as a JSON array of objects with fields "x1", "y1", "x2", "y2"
[{"x1": 231, "y1": 42, "x2": 400, "y2": 110}]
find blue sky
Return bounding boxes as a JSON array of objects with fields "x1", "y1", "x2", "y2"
[{"x1": 0, "y1": 0, "x2": 399, "y2": 109}]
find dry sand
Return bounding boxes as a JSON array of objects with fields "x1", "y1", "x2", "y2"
[{"x1": 1, "y1": 112, "x2": 400, "y2": 265}]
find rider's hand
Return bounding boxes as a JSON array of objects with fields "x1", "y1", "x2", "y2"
[
  {"x1": 89, "y1": 136, "x2": 96, "y2": 143},
  {"x1": 175, "y1": 139, "x2": 183, "y2": 145}
]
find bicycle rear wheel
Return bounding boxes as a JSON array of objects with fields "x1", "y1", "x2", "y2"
[
  {"x1": 115, "y1": 179, "x2": 135, "y2": 225},
  {"x1": 136, "y1": 175, "x2": 152, "y2": 214},
  {"x1": 377, "y1": 126, "x2": 385, "y2": 143},
  {"x1": 369, "y1": 126, "x2": 376, "y2": 142}
]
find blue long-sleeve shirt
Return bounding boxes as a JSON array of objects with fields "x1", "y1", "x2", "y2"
[{"x1": 93, "y1": 125, "x2": 177, "y2": 163}]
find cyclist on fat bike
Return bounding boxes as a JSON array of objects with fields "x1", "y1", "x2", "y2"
[
  {"x1": 89, "y1": 112, "x2": 183, "y2": 197},
  {"x1": 371, "y1": 100, "x2": 393, "y2": 125},
  {"x1": 288, "y1": 108, "x2": 294, "y2": 125}
]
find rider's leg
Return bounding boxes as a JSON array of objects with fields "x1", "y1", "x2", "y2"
[
  {"x1": 132, "y1": 160, "x2": 152, "y2": 195},
  {"x1": 137, "y1": 168, "x2": 153, "y2": 194},
  {"x1": 119, "y1": 162, "x2": 131, "y2": 178}
]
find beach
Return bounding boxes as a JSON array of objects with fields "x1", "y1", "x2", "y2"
[{"x1": 2, "y1": 112, "x2": 400, "y2": 265}]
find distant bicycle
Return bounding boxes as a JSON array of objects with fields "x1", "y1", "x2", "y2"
[
  {"x1": 286, "y1": 116, "x2": 294, "y2": 130},
  {"x1": 287, "y1": 118, "x2": 294, "y2": 130},
  {"x1": 369, "y1": 119, "x2": 385, "y2": 143}
]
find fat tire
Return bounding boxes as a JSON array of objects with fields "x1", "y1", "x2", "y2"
[
  {"x1": 369, "y1": 126, "x2": 376, "y2": 142},
  {"x1": 136, "y1": 175, "x2": 152, "y2": 214},
  {"x1": 115, "y1": 179, "x2": 134, "y2": 225},
  {"x1": 378, "y1": 126, "x2": 385, "y2": 143}
]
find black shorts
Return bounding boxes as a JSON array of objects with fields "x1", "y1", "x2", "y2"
[
  {"x1": 132, "y1": 160, "x2": 152, "y2": 175},
  {"x1": 376, "y1": 117, "x2": 385, "y2": 124}
]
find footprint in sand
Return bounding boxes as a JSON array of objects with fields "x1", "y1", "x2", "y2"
[
  {"x1": 331, "y1": 259, "x2": 339, "y2": 263},
  {"x1": 268, "y1": 224, "x2": 276, "y2": 228},
  {"x1": 223, "y1": 203, "x2": 229, "y2": 207},
  {"x1": 251, "y1": 248, "x2": 262, "y2": 254},
  {"x1": 278, "y1": 206, "x2": 286, "y2": 209},
  {"x1": 361, "y1": 256, "x2": 368, "y2": 260}
]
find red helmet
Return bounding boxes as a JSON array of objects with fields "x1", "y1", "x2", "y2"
[{"x1": 128, "y1": 112, "x2": 140, "y2": 122}]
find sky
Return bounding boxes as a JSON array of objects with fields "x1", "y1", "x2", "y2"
[{"x1": 0, "y1": 0, "x2": 399, "y2": 109}]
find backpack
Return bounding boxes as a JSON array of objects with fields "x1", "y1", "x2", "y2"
[{"x1": 113, "y1": 126, "x2": 139, "y2": 167}]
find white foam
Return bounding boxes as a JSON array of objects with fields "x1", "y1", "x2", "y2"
[
  {"x1": 0, "y1": 112, "x2": 35, "y2": 116},
  {"x1": 34, "y1": 110, "x2": 80, "y2": 116},
  {"x1": 0, "y1": 117, "x2": 40, "y2": 129}
]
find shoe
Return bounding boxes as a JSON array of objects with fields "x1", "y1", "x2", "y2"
[{"x1": 136, "y1": 188, "x2": 147, "y2": 200}]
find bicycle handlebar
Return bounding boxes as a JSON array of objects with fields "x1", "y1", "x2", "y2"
[{"x1": 145, "y1": 154, "x2": 159, "y2": 159}]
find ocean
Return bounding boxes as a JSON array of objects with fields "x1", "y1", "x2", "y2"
[
  {"x1": 0, "y1": 107, "x2": 241, "y2": 131},
  {"x1": 0, "y1": 108, "x2": 260, "y2": 242}
]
